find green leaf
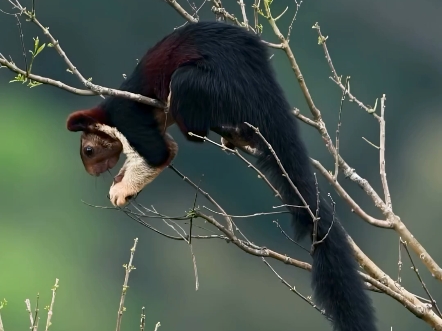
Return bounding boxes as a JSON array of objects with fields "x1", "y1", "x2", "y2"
[
  {"x1": 28, "y1": 80, "x2": 43, "y2": 88},
  {"x1": 9, "y1": 74, "x2": 26, "y2": 83},
  {"x1": 35, "y1": 43, "x2": 46, "y2": 56},
  {"x1": 0, "y1": 298, "x2": 7, "y2": 309},
  {"x1": 33, "y1": 36, "x2": 40, "y2": 53}
]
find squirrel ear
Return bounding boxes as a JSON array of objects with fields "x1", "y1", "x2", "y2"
[{"x1": 66, "y1": 108, "x2": 107, "y2": 132}]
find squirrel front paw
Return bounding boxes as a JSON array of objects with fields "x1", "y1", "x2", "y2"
[{"x1": 109, "y1": 180, "x2": 139, "y2": 207}]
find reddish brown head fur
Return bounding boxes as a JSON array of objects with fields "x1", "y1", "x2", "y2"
[
  {"x1": 66, "y1": 107, "x2": 122, "y2": 176},
  {"x1": 66, "y1": 107, "x2": 108, "y2": 132},
  {"x1": 80, "y1": 130, "x2": 123, "y2": 176}
]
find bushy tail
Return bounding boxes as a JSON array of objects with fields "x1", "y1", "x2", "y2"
[
  {"x1": 256, "y1": 121, "x2": 377, "y2": 331},
  {"x1": 312, "y1": 208, "x2": 376, "y2": 331}
]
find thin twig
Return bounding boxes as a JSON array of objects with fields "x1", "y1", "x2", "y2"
[
  {"x1": 32, "y1": 293, "x2": 40, "y2": 331},
  {"x1": 253, "y1": 0, "x2": 260, "y2": 32},
  {"x1": 334, "y1": 76, "x2": 349, "y2": 181},
  {"x1": 349, "y1": 237, "x2": 442, "y2": 329},
  {"x1": 273, "y1": 220, "x2": 309, "y2": 252},
  {"x1": 194, "y1": 211, "x2": 312, "y2": 271},
  {"x1": 25, "y1": 299, "x2": 34, "y2": 328},
  {"x1": 398, "y1": 239, "x2": 403, "y2": 283},
  {"x1": 140, "y1": 307, "x2": 146, "y2": 331},
  {"x1": 189, "y1": 175, "x2": 202, "y2": 290},
  {"x1": 311, "y1": 173, "x2": 320, "y2": 250},
  {"x1": 262, "y1": 258, "x2": 329, "y2": 319},
  {"x1": 378, "y1": 94, "x2": 392, "y2": 210},
  {"x1": 123, "y1": 210, "x2": 228, "y2": 241},
  {"x1": 360, "y1": 272, "x2": 424, "y2": 318},
  {"x1": 237, "y1": 0, "x2": 249, "y2": 28},
  {"x1": 167, "y1": 0, "x2": 283, "y2": 48},
  {"x1": 168, "y1": 164, "x2": 234, "y2": 234},
  {"x1": 189, "y1": 175, "x2": 203, "y2": 243},
  {"x1": 6, "y1": 1, "x2": 164, "y2": 107},
  {"x1": 14, "y1": 14, "x2": 27, "y2": 75},
  {"x1": 116, "y1": 238, "x2": 138, "y2": 331},
  {"x1": 203, "y1": 206, "x2": 291, "y2": 218},
  {"x1": 313, "y1": 194, "x2": 336, "y2": 246},
  {"x1": 164, "y1": 0, "x2": 198, "y2": 23},
  {"x1": 312, "y1": 22, "x2": 379, "y2": 117},
  {"x1": 0, "y1": 55, "x2": 163, "y2": 107},
  {"x1": 264, "y1": 3, "x2": 322, "y2": 122},
  {"x1": 187, "y1": 133, "x2": 281, "y2": 198},
  {"x1": 190, "y1": 244, "x2": 199, "y2": 291},
  {"x1": 244, "y1": 122, "x2": 316, "y2": 222},
  {"x1": 146, "y1": 205, "x2": 189, "y2": 242},
  {"x1": 401, "y1": 240, "x2": 442, "y2": 318},
  {"x1": 44, "y1": 279, "x2": 59, "y2": 331},
  {"x1": 362, "y1": 137, "x2": 380, "y2": 149},
  {"x1": 310, "y1": 158, "x2": 392, "y2": 228},
  {"x1": 286, "y1": 0, "x2": 303, "y2": 42},
  {"x1": 85, "y1": 200, "x2": 227, "y2": 241}
]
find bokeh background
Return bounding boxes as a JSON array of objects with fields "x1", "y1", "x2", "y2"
[{"x1": 1, "y1": 0, "x2": 441, "y2": 330}]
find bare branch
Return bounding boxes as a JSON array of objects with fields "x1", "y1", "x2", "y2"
[
  {"x1": 25, "y1": 299, "x2": 35, "y2": 328},
  {"x1": 168, "y1": 164, "x2": 234, "y2": 233},
  {"x1": 378, "y1": 94, "x2": 392, "y2": 210},
  {"x1": 187, "y1": 132, "x2": 281, "y2": 199},
  {"x1": 312, "y1": 22, "x2": 379, "y2": 117},
  {"x1": 401, "y1": 240, "x2": 442, "y2": 318},
  {"x1": 262, "y1": 258, "x2": 329, "y2": 319},
  {"x1": 310, "y1": 158, "x2": 392, "y2": 228},
  {"x1": 32, "y1": 294, "x2": 40, "y2": 331},
  {"x1": 264, "y1": 2, "x2": 322, "y2": 122},
  {"x1": 116, "y1": 238, "x2": 138, "y2": 331},
  {"x1": 203, "y1": 206, "x2": 292, "y2": 218},
  {"x1": 167, "y1": 0, "x2": 284, "y2": 48},
  {"x1": 304, "y1": 22, "x2": 442, "y2": 281},
  {"x1": 244, "y1": 122, "x2": 316, "y2": 222},
  {"x1": 253, "y1": 0, "x2": 260, "y2": 32},
  {"x1": 3, "y1": 1, "x2": 164, "y2": 108},
  {"x1": 44, "y1": 279, "x2": 59, "y2": 331},
  {"x1": 273, "y1": 220, "x2": 309, "y2": 252},
  {"x1": 196, "y1": 211, "x2": 312, "y2": 270},
  {"x1": 237, "y1": 0, "x2": 249, "y2": 28},
  {"x1": 349, "y1": 238, "x2": 442, "y2": 329},
  {"x1": 13, "y1": 13, "x2": 27, "y2": 74},
  {"x1": 164, "y1": 0, "x2": 198, "y2": 23},
  {"x1": 83, "y1": 200, "x2": 229, "y2": 241},
  {"x1": 0, "y1": 56, "x2": 164, "y2": 107},
  {"x1": 286, "y1": 0, "x2": 303, "y2": 42},
  {"x1": 333, "y1": 77, "x2": 349, "y2": 181},
  {"x1": 187, "y1": 122, "x2": 440, "y2": 322},
  {"x1": 292, "y1": 108, "x2": 318, "y2": 128},
  {"x1": 140, "y1": 307, "x2": 146, "y2": 331}
]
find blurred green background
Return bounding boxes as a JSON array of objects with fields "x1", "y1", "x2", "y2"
[{"x1": 1, "y1": 0, "x2": 441, "y2": 330}]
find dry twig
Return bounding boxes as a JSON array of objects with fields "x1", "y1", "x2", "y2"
[
  {"x1": 116, "y1": 238, "x2": 138, "y2": 331},
  {"x1": 44, "y1": 279, "x2": 59, "y2": 331}
]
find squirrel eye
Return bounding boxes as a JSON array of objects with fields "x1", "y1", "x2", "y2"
[{"x1": 84, "y1": 146, "x2": 94, "y2": 157}]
